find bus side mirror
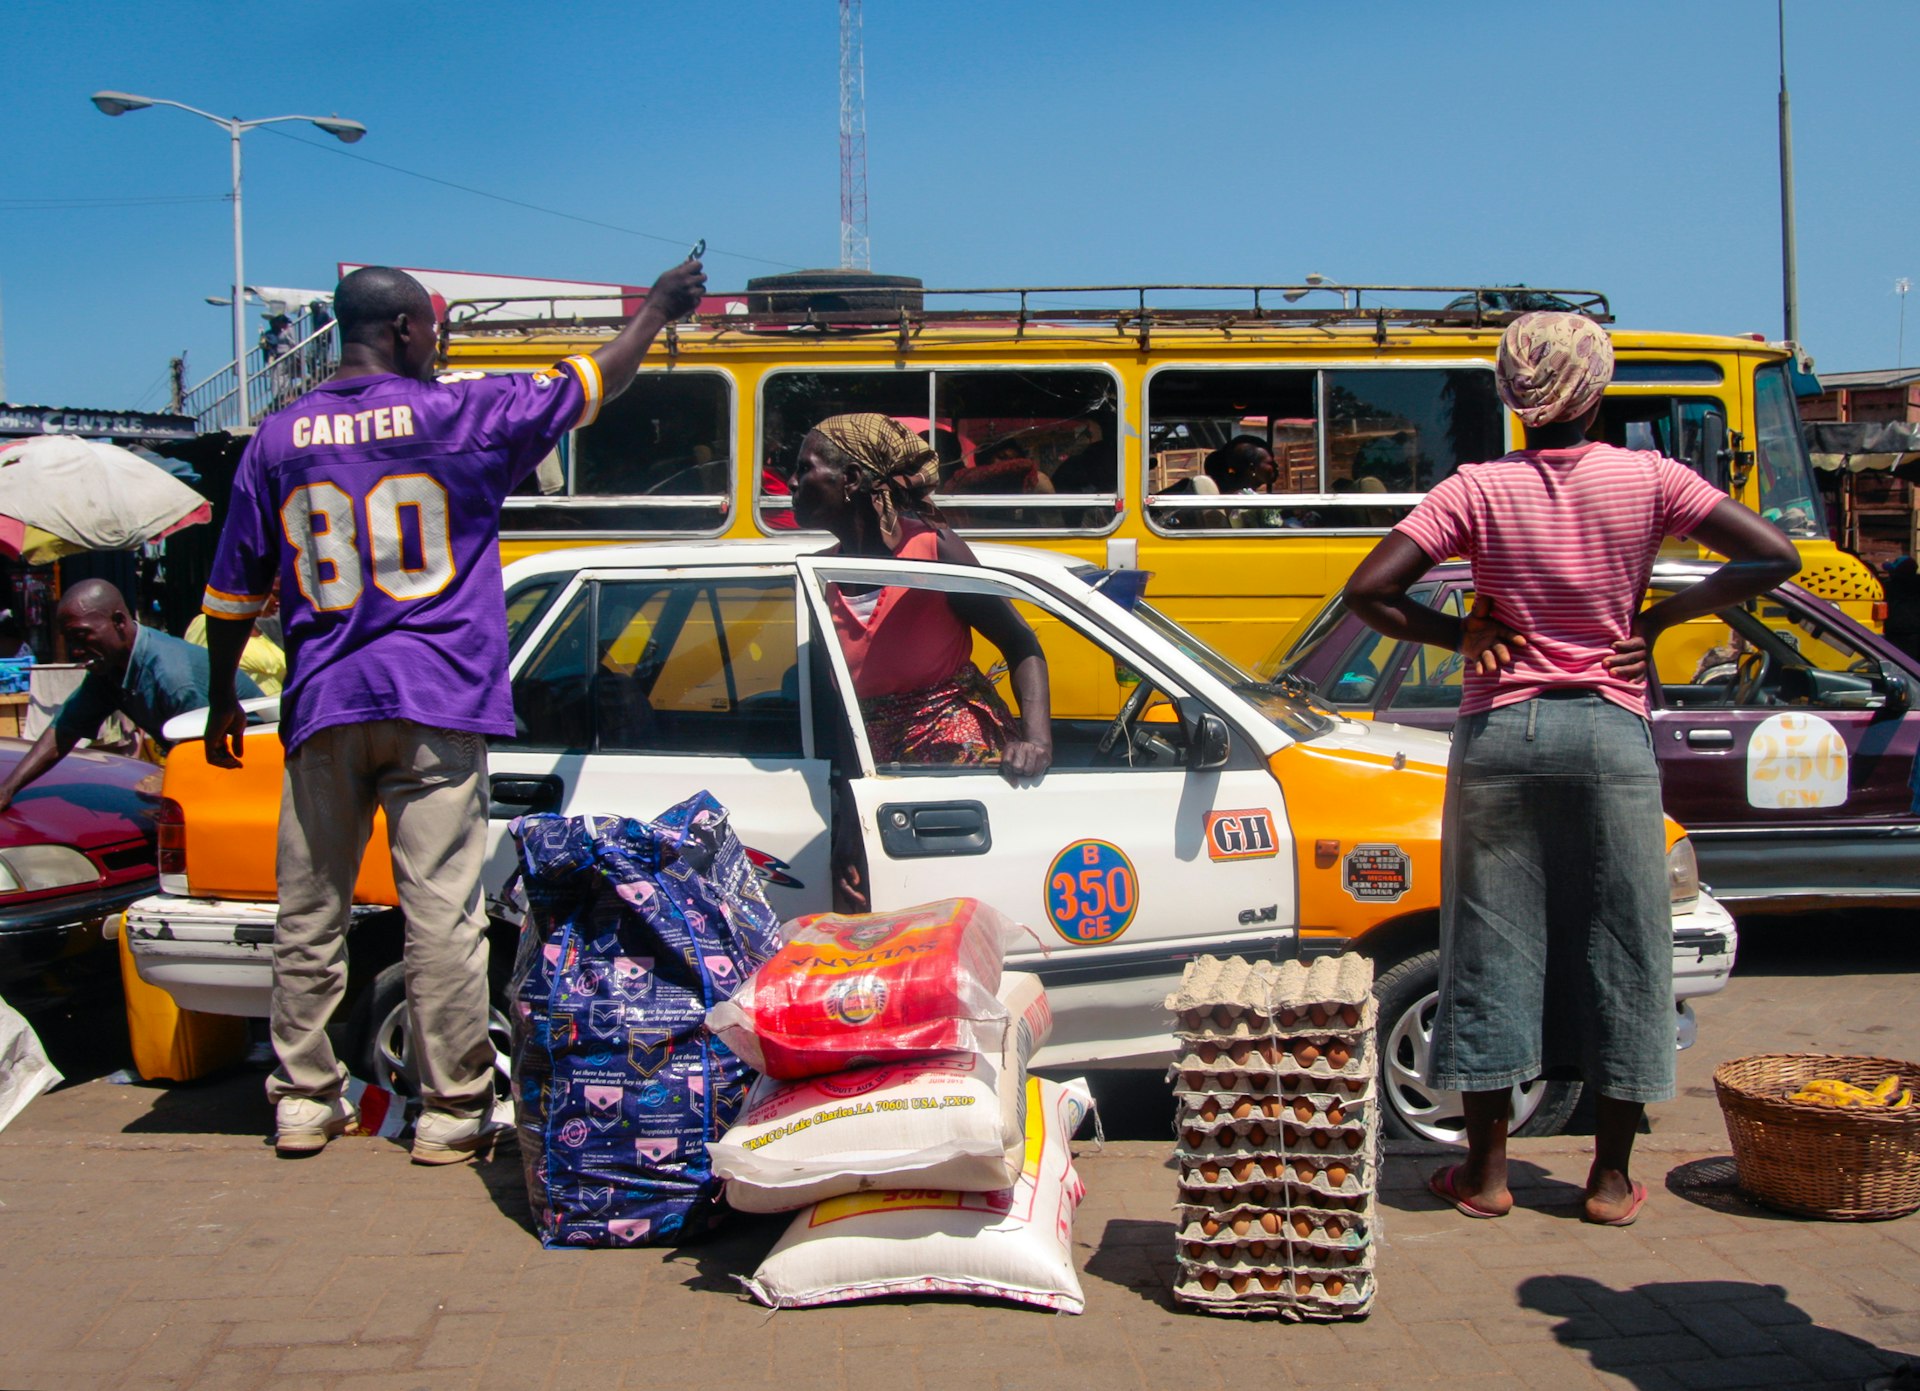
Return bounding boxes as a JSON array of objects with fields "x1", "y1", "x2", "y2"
[
  {"x1": 1698, "y1": 410, "x2": 1729, "y2": 488},
  {"x1": 1192, "y1": 713, "x2": 1232, "y2": 770}
]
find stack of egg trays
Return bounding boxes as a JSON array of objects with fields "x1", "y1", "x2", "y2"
[{"x1": 1165, "y1": 954, "x2": 1380, "y2": 1319}]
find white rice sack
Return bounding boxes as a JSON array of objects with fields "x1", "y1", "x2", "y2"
[
  {"x1": 716, "y1": 973, "x2": 1051, "y2": 1213},
  {"x1": 741, "y1": 1075, "x2": 1094, "y2": 1313}
]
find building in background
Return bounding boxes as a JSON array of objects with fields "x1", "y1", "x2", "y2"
[{"x1": 1803, "y1": 368, "x2": 1920, "y2": 572}]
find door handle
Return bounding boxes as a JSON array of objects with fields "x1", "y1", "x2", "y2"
[
  {"x1": 490, "y1": 774, "x2": 564, "y2": 817},
  {"x1": 875, "y1": 800, "x2": 992, "y2": 858},
  {"x1": 1684, "y1": 729, "x2": 1735, "y2": 750}
]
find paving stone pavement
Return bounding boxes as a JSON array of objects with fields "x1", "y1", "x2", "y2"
[{"x1": 3, "y1": 916, "x2": 1918, "y2": 1391}]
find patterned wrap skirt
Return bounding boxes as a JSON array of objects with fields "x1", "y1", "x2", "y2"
[{"x1": 861, "y1": 664, "x2": 1018, "y2": 768}]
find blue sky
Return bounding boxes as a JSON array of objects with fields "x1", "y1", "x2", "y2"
[{"x1": 6, "y1": 0, "x2": 1917, "y2": 411}]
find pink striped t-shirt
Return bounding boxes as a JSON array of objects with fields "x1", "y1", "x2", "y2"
[{"x1": 1393, "y1": 443, "x2": 1727, "y2": 717}]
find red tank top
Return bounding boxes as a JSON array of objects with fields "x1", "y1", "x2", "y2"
[{"x1": 829, "y1": 523, "x2": 976, "y2": 700}]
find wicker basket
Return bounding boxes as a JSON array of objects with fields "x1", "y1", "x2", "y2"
[{"x1": 1714, "y1": 1053, "x2": 1920, "y2": 1220}]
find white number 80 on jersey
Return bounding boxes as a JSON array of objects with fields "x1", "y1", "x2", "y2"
[{"x1": 281, "y1": 475, "x2": 456, "y2": 610}]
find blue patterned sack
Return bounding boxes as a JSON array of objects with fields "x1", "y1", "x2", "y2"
[{"x1": 509, "y1": 793, "x2": 782, "y2": 1248}]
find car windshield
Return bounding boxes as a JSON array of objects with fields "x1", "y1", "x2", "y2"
[{"x1": 1085, "y1": 570, "x2": 1336, "y2": 741}]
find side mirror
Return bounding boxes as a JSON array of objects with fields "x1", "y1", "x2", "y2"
[
  {"x1": 1875, "y1": 660, "x2": 1912, "y2": 718},
  {"x1": 1192, "y1": 712, "x2": 1232, "y2": 770},
  {"x1": 1697, "y1": 410, "x2": 1729, "y2": 488}
]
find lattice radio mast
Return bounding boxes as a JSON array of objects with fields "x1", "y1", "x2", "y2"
[{"x1": 839, "y1": 0, "x2": 870, "y2": 270}]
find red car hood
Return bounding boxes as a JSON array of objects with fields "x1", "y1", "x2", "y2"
[{"x1": 0, "y1": 738, "x2": 156, "y2": 851}]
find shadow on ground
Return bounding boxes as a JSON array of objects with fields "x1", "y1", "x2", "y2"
[
  {"x1": 1082, "y1": 1217, "x2": 1178, "y2": 1309},
  {"x1": 1518, "y1": 1274, "x2": 1908, "y2": 1389}
]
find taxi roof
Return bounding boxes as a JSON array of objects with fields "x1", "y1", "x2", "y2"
[{"x1": 504, "y1": 536, "x2": 1098, "y2": 587}]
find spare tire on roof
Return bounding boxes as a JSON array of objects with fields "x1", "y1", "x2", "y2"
[{"x1": 745, "y1": 270, "x2": 924, "y2": 317}]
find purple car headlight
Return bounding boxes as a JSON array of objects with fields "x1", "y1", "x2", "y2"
[{"x1": 0, "y1": 845, "x2": 103, "y2": 895}]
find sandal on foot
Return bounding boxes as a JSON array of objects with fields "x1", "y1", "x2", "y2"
[
  {"x1": 1428, "y1": 1163, "x2": 1508, "y2": 1218},
  {"x1": 1583, "y1": 1179, "x2": 1648, "y2": 1227}
]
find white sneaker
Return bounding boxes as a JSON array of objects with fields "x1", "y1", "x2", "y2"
[
  {"x1": 410, "y1": 1106, "x2": 512, "y2": 1166},
  {"x1": 275, "y1": 1094, "x2": 356, "y2": 1156}
]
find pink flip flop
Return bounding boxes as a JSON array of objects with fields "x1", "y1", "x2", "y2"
[
  {"x1": 1427, "y1": 1163, "x2": 1508, "y2": 1219},
  {"x1": 1583, "y1": 1179, "x2": 1649, "y2": 1227}
]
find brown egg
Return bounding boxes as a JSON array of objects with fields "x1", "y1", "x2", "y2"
[
  {"x1": 1263, "y1": 1098, "x2": 1281, "y2": 1120},
  {"x1": 1340, "y1": 1004, "x2": 1362, "y2": 1027},
  {"x1": 1213, "y1": 1005, "x2": 1236, "y2": 1030},
  {"x1": 1309, "y1": 1003, "x2": 1330, "y2": 1027},
  {"x1": 1292, "y1": 1042, "x2": 1321, "y2": 1067},
  {"x1": 1199, "y1": 1269, "x2": 1220, "y2": 1292},
  {"x1": 1323, "y1": 1216, "x2": 1344, "y2": 1239},
  {"x1": 1312, "y1": 1129, "x2": 1331, "y2": 1150},
  {"x1": 1278, "y1": 1007, "x2": 1299, "y2": 1028},
  {"x1": 1183, "y1": 1129, "x2": 1205, "y2": 1150},
  {"x1": 1186, "y1": 1241, "x2": 1207, "y2": 1259},
  {"x1": 1184, "y1": 1071, "x2": 1207, "y2": 1090},
  {"x1": 1344, "y1": 1131, "x2": 1363, "y2": 1151},
  {"x1": 1232, "y1": 1098, "x2": 1255, "y2": 1121},
  {"x1": 1200, "y1": 1215, "x2": 1222, "y2": 1236},
  {"x1": 1327, "y1": 1104, "x2": 1345, "y2": 1125},
  {"x1": 1344, "y1": 1250, "x2": 1364, "y2": 1266},
  {"x1": 1325, "y1": 1042, "x2": 1352, "y2": 1070},
  {"x1": 1294, "y1": 1274, "x2": 1314, "y2": 1296},
  {"x1": 1257, "y1": 1039, "x2": 1280, "y2": 1064},
  {"x1": 1200, "y1": 1163, "x2": 1221, "y2": 1183},
  {"x1": 1292, "y1": 1098, "x2": 1314, "y2": 1123},
  {"x1": 1197, "y1": 1042, "x2": 1220, "y2": 1065},
  {"x1": 1282, "y1": 1125, "x2": 1300, "y2": 1147},
  {"x1": 1325, "y1": 1276, "x2": 1346, "y2": 1298},
  {"x1": 1228, "y1": 1040, "x2": 1252, "y2": 1066},
  {"x1": 1343, "y1": 1077, "x2": 1365, "y2": 1094},
  {"x1": 1327, "y1": 1164, "x2": 1350, "y2": 1188},
  {"x1": 1247, "y1": 1185, "x2": 1271, "y2": 1205},
  {"x1": 1231, "y1": 1215, "x2": 1252, "y2": 1236},
  {"x1": 1247, "y1": 1125, "x2": 1268, "y2": 1147},
  {"x1": 1229, "y1": 1274, "x2": 1250, "y2": 1294},
  {"x1": 1258, "y1": 1272, "x2": 1283, "y2": 1292},
  {"x1": 1247, "y1": 1072, "x2": 1273, "y2": 1091},
  {"x1": 1199, "y1": 1097, "x2": 1221, "y2": 1122},
  {"x1": 1247, "y1": 1240, "x2": 1268, "y2": 1259},
  {"x1": 1230, "y1": 1158, "x2": 1256, "y2": 1182},
  {"x1": 1260, "y1": 1156, "x2": 1283, "y2": 1178},
  {"x1": 1291, "y1": 1214, "x2": 1313, "y2": 1238},
  {"x1": 1261, "y1": 1211, "x2": 1281, "y2": 1234},
  {"x1": 1293, "y1": 1159, "x2": 1316, "y2": 1181}
]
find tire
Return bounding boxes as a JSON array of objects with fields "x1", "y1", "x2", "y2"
[
  {"x1": 349, "y1": 961, "x2": 512, "y2": 1102},
  {"x1": 1372, "y1": 948, "x2": 1581, "y2": 1143}
]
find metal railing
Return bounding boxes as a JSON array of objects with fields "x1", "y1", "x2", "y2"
[{"x1": 180, "y1": 301, "x2": 338, "y2": 432}]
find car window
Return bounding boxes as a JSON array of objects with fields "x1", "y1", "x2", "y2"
[
  {"x1": 505, "y1": 580, "x2": 557, "y2": 655},
  {"x1": 1384, "y1": 589, "x2": 1472, "y2": 712},
  {"x1": 503, "y1": 577, "x2": 803, "y2": 755},
  {"x1": 1653, "y1": 587, "x2": 1894, "y2": 712}
]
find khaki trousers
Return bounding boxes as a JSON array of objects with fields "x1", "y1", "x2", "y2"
[{"x1": 268, "y1": 719, "x2": 495, "y2": 1116}]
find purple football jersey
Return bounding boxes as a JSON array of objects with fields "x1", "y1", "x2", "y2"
[{"x1": 203, "y1": 357, "x2": 606, "y2": 749}]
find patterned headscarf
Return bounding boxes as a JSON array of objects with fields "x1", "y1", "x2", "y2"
[
  {"x1": 1495, "y1": 311, "x2": 1615, "y2": 428},
  {"x1": 809, "y1": 413, "x2": 941, "y2": 550}
]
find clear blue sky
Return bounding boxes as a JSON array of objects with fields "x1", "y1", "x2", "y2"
[{"x1": 6, "y1": 0, "x2": 1916, "y2": 412}]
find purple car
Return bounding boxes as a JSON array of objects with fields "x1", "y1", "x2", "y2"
[{"x1": 1264, "y1": 560, "x2": 1920, "y2": 915}]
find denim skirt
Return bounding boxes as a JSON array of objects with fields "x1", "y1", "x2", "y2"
[{"x1": 1429, "y1": 691, "x2": 1675, "y2": 1104}]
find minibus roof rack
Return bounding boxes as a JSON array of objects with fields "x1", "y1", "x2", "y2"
[{"x1": 437, "y1": 283, "x2": 1610, "y2": 352}]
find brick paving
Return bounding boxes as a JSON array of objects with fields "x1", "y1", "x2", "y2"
[{"x1": 3, "y1": 914, "x2": 1918, "y2": 1390}]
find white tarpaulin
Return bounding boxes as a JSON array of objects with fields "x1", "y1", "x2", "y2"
[
  {"x1": 0, "y1": 995, "x2": 62, "y2": 1132},
  {"x1": 0, "y1": 436, "x2": 211, "y2": 562}
]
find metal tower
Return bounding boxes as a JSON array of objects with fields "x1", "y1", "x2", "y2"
[{"x1": 839, "y1": 0, "x2": 870, "y2": 270}]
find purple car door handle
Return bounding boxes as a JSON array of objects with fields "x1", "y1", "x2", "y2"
[{"x1": 1684, "y1": 728, "x2": 1736, "y2": 750}]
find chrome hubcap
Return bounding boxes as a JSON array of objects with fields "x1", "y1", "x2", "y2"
[{"x1": 373, "y1": 1000, "x2": 512, "y2": 1098}]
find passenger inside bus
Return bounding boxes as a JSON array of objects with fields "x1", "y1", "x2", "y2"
[{"x1": 1159, "y1": 436, "x2": 1280, "y2": 529}]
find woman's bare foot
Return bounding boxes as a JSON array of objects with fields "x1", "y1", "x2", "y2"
[{"x1": 1582, "y1": 1166, "x2": 1649, "y2": 1226}]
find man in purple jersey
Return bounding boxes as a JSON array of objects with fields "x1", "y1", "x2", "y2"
[{"x1": 199, "y1": 258, "x2": 705, "y2": 1160}]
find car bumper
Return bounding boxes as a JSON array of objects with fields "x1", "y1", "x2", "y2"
[
  {"x1": 124, "y1": 893, "x2": 383, "y2": 1017},
  {"x1": 0, "y1": 879, "x2": 155, "y2": 993},
  {"x1": 1672, "y1": 890, "x2": 1737, "y2": 1002}
]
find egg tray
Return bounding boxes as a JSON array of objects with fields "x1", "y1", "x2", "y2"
[
  {"x1": 1173, "y1": 1010, "x2": 1377, "y2": 1057},
  {"x1": 1176, "y1": 1200, "x2": 1374, "y2": 1249},
  {"x1": 1171, "y1": 1052, "x2": 1375, "y2": 1095},
  {"x1": 1177, "y1": 1121, "x2": 1371, "y2": 1160},
  {"x1": 1175, "y1": 1159, "x2": 1373, "y2": 1203},
  {"x1": 1176, "y1": 1181, "x2": 1372, "y2": 1216},
  {"x1": 1165, "y1": 953, "x2": 1376, "y2": 1019},
  {"x1": 1174, "y1": 999, "x2": 1372, "y2": 1040},
  {"x1": 1175, "y1": 1084, "x2": 1375, "y2": 1124},
  {"x1": 1176, "y1": 1240, "x2": 1376, "y2": 1276},
  {"x1": 1173, "y1": 1269, "x2": 1374, "y2": 1320}
]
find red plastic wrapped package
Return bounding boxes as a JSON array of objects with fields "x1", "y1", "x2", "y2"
[{"x1": 705, "y1": 898, "x2": 1033, "y2": 1080}]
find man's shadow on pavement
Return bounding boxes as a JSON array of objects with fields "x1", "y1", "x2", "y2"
[{"x1": 1517, "y1": 1274, "x2": 1907, "y2": 1389}]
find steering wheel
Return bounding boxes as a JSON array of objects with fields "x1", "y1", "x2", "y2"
[
  {"x1": 1097, "y1": 681, "x2": 1155, "y2": 759},
  {"x1": 1733, "y1": 647, "x2": 1774, "y2": 706}
]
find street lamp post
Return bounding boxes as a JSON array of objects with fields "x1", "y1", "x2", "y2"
[
  {"x1": 90, "y1": 91, "x2": 365, "y2": 426},
  {"x1": 1900, "y1": 278, "x2": 1913, "y2": 370}
]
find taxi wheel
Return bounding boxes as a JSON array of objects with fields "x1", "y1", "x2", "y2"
[
  {"x1": 1372, "y1": 949, "x2": 1581, "y2": 1144},
  {"x1": 352, "y1": 962, "x2": 513, "y2": 1103}
]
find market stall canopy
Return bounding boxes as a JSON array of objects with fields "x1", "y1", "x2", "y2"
[
  {"x1": 0, "y1": 435, "x2": 211, "y2": 563},
  {"x1": 1806, "y1": 421, "x2": 1920, "y2": 474}
]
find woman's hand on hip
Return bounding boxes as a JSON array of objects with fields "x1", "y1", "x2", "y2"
[
  {"x1": 1605, "y1": 612, "x2": 1660, "y2": 683},
  {"x1": 1461, "y1": 594, "x2": 1528, "y2": 675}
]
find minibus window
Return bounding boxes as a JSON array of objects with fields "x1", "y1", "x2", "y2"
[
  {"x1": 1596, "y1": 396, "x2": 1728, "y2": 481},
  {"x1": 1145, "y1": 367, "x2": 1502, "y2": 532},
  {"x1": 504, "y1": 371, "x2": 732, "y2": 536},
  {"x1": 758, "y1": 366, "x2": 1122, "y2": 534},
  {"x1": 1752, "y1": 363, "x2": 1827, "y2": 540}
]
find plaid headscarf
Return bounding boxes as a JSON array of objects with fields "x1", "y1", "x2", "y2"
[
  {"x1": 810, "y1": 413, "x2": 941, "y2": 550},
  {"x1": 1495, "y1": 311, "x2": 1615, "y2": 428}
]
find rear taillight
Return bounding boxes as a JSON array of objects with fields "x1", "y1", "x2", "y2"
[
  {"x1": 156, "y1": 797, "x2": 186, "y2": 877},
  {"x1": 1873, "y1": 600, "x2": 1890, "y2": 624}
]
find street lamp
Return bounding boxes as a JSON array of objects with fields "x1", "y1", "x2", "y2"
[
  {"x1": 1283, "y1": 273, "x2": 1352, "y2": 310},
  {"x1": 1900, "y1": 278, "x2": 1913, "y2": 370},
  {"x1": 91, "y1": 90, "x2": 365, "y2": 425}
]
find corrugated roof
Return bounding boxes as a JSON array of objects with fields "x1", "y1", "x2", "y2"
[{"x1": 1815, "y1": 367, "x2": 1920, "y2": 390}]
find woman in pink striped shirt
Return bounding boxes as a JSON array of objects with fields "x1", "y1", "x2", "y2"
[{"x1": 1347, "y1": 312, "x2": 1798, "y2": 1227}]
